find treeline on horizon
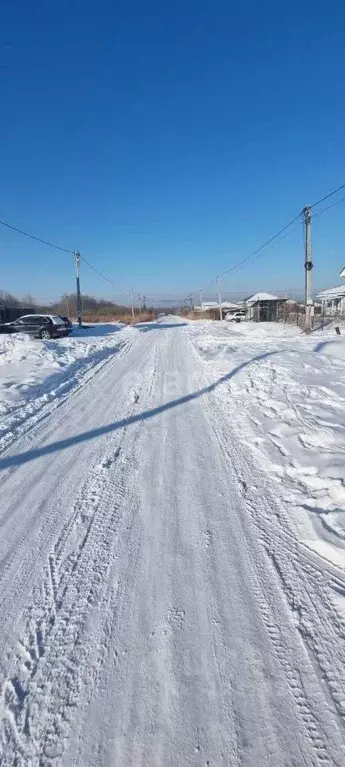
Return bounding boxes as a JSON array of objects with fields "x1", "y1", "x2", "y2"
[{"x1": 0, "y1": 290, "x2": 169, "y2": 318}]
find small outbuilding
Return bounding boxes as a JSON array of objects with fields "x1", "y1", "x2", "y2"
[{"x1": 244, "y1": 292, "x2": 286, "y2": 322}]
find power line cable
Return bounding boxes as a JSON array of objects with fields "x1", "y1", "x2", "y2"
[
  {"x1": 225, "y1": 218, "x2": 304, "y2": 279},
  {"x1": 0, "y1": 216, "x2": 137, "y2": 297},
  {"x1": 0, "y1": 218, "x2": 72, "y2": 253},
  {"x1": 190, "y1": 213, "x2": 303, "y2": 303},
  {"x1": 310, "y1": 183, "x2": 345, "y2": 210},
  {"x1": 79, "y1": 255, "x2": 130, "y2": 293},
  {"x1": 192, "y1": 184, "x2": 345, "y2": 301},
  {"x1": 312, "y1": 195, "x2": 345, "y2": 219},
  {"x1": 217, "y1": 212, "x2": 302, "y2": 280}
]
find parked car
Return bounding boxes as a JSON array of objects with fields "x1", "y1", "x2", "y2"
[
  {"x1": 59, "y1": 315, "x2": 73, "y2": 333},
  {"x1": 225, "y1": 311, "x2": 246, "y2": 322},
  {"x1": 0, "y1": 314, "x2": 70, "y2": 339}
]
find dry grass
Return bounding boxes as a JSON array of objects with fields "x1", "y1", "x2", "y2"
[{"x1": 83, "y1": 311, "x2": 157, "y2": 325}]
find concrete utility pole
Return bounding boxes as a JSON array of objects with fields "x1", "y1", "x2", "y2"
[
  {"x1": 74, "y1": 250, "x2": 82, "y2": 327},
  {"x1": 303, "y1": 205, "x2": 313, "y2": 333},
  {"x1": 217, "y1": 276, "x2": 222, "y2": 321},
  {"x1": 130, "y1": 288, "x2": 135, "y2": 320}
]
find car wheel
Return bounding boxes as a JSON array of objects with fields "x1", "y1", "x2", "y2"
[{"x1": 39, "y1": 328, "x2": 52, "y2": 339}]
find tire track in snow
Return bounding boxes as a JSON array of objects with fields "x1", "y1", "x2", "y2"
[
  {"x1": 186, "y1": 332, "x2": 345, "y2": 766},
  {"x1": 0, "y1": 339, "x2": 160, "y2": 765},
  {"x1": 0, "y1": 334, "x2": 143, "y2": 641},
  {"x1": 213, "y1": 418, "x2": 345, "y2": 764}
]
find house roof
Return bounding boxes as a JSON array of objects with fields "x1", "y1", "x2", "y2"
[
  {"x1": 244, "y1": 292, "x2": 279, "y2": 304},
  {"x1": 316, "y1": 284, "x2": 345, "y2": 299},
  {"x1": 339, "y1": 266, "x2": 345, "y2": 278}
]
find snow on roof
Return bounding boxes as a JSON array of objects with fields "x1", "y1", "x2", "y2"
[
  {"x1": 316, "y1": 284, "x2": 345, "y2": 299},
  {"x1": 245, "y1": 292, "x2": 279, "y2": 304},
  {"x1": 201, "y1": 301, "x2": 240, "y2": 309}
]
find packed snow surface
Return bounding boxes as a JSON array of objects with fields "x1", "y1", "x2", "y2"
[{"x1": 1, "y1": 318, "x2": 345, "y2": 766}]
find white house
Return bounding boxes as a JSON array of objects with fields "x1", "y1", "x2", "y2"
[
  {"x1": 316, "y1": 285, "x2": 345, "y2": 316},
  {"x1": 316, "y1": 266, "x2": 345, "y2": 315}
]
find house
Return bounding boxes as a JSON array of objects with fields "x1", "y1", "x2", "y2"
[
  {"x1": 243, "y1": 292, "x2": 286, "y2": 322},
  {"x1": 316, "y1": 266, "x2": 345, "y2": 316},
  {"x1": 197, "y1": 301, "x2": 240, "y2": 318},
  {"x1": 316, "y1": 285, "x2": 345, "y2": 316}
]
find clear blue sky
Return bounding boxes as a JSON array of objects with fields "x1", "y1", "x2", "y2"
[{"x1": 1, "y1": 0, "x2": 344, "y2": 303}]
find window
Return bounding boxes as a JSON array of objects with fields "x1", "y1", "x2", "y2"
[{"x1": 29, "y1": 316, "x2": 44, "y2": 325}]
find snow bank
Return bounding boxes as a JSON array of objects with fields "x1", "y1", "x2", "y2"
[
  {"x1": 190, "y1": 320, "x2": 345, "y2": 565},
  {"x1": 0, "y1": 324, "x2": 130, "y2": 452}
]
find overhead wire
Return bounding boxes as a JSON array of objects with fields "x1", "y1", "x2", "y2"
[
  {"x1": 0, "y1": 218, "x2": 72, "y2": 254},
  {"x1": 310, "y1": 183, "x2": 345, "y2": 210},
  {"x1": 1, "y1": 180, "x2": 345, "y2": 306},
  {"x1": 226, "y1": 218, "x2": 304, "y2": 279},
  {"x1": 217, "y1": 212, "x2": 302, "y2": 280},
  {"x1": 192, "y1": 182, "x2": 345, "y2": 301},
  {"x1": 79, "y1": 255, "x2": 130, "y2": 293},
  {"x1": 312, "y1": 195, "x2": 345, "y2": 219},
  {"x1": 0, "y1": 216, "x2": 137, "y2": 299}
]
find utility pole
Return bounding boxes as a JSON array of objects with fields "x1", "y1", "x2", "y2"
[
  {"x1": 189, "y1": 293, "x2": 194, "y2": 311},
  {"x1": 199, "y1": 289, "x2": 203, "y2": 310},
  {"x1": 303, "y1": 205, "x2": 313, "y2": 333},
  {"x1": 130, "y1": 287, "x2": 135, "y2": 320},
  {"x1": 217, "y1": 276, "x2": 222, "y2": 321},
  {"x1": 74, "y1": 250, "x2": 82, "y2": 327}
]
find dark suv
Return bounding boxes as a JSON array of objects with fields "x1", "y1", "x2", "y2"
[{"x1": 0, "y1": 314, "x2": 69, "y2": 339}]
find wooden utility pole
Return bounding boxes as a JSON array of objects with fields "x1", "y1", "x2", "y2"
[
  {"x1": 131, "y1": 288, "x2": 135, "y2": 320},
  {"x1": 303, "y1": 205, "x2": 313, "y2": 333},
  {"x1": 74, "y1": 250, "x2": 82, "y2": 327},
  {"x1": 217, "y1": 276, "x2": 222, "y2": 321},
  {"x1": 199, "y1": 289, "x2": 203, "y2": 310}
]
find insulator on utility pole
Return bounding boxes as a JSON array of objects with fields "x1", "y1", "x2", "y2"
[
  {"x1": 303, "y1": 205, "x2": 313, "y2": 333},
  {"x1": 74, "y1": 250, "x2": 82, "y2": 327},
  {"x1": 217, "y1": 276, "x2": 222, "y2": 321}
]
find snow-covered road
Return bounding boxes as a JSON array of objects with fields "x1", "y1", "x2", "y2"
[{"x1": 1, "y1": 319, "x2": 345, "y2": 766}]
